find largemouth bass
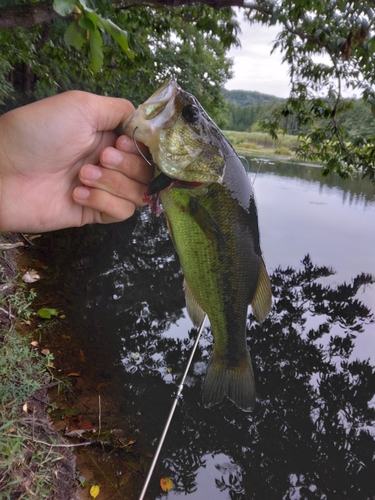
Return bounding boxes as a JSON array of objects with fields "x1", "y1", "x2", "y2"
[{"x1": 117, "y1": 78, "x2": 272, "y2": 411}]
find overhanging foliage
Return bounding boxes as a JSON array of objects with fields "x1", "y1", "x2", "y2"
[{"x1": 0, "y1": 0, "x2": 374, "y2": 180}]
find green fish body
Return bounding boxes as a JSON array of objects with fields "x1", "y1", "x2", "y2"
[{"x1": 118, "y1": 78, "x2": 272, "y2": 411}]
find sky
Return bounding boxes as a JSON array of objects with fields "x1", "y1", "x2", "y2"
[{"x1": 225, "y1": 19, "x2": 291, "y2": 98}]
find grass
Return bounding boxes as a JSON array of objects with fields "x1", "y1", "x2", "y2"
[
  {"x1": 0, "y1": 233, "x2": 77, "y2": 500},
  {"x1": 0, "y1": 328, "x2": 50, "y2": 414},
  {"x1": 224, "y1": 130, "x2": 300, "y2": 156}
]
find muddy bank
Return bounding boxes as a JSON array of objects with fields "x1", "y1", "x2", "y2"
[
  {"x1": 0, "y1": 232, "x2": 78, "y2": 500},
  {"x1": 17, "y1": 217, "x2": 161, "y2": 500}
]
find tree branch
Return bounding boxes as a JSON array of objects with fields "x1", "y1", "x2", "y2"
[
  {"x1": 0, "y1": 0, "x2": 250, "y2": 30},
  {"x1": 115, "y1": 0, "x2": 246, "y2": 7},
  {"x1": 0, "y1": 2, "x2": 59, "y2": 29}
]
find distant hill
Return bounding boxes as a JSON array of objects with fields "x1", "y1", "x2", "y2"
[
  {"x1": 222, "y1": 89, "x2": 284, "y2": 107},
  {"x1": 222, "y1": 89, "x2": 375, "y2": 138}
]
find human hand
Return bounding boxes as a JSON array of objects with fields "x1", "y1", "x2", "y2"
[{"x1": 0, "y1": 91, "x2": 152, "y2": 233}]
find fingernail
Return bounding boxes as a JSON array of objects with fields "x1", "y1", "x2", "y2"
[
  {"x1": 117, "y1": 135, "x2": 134, "y2": 151},
  {"x1": 74, "y1": 187, "x2": 90, "y2": 200},
  {"x1": 102, "y1": 148, "x2": 123, "y2": 167},
  {"x1": 81, "y1": 165, "x2": 102, "y2": 181}
]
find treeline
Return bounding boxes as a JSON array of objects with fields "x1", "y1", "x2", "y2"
[
  {"x1": 223, "y1": 89, "x2": 375, "y2": 138},
  {"x1": 222, "y1": 88, "x2": 284, "y2": 107}
]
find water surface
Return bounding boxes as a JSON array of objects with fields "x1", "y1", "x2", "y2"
[{"x1": 34, "y1": 159, "x2": 375, "y2": 499}]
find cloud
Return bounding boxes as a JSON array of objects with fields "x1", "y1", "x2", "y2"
[{"x1": 226, "y1": 21, "x2": 290, "y2": 98}]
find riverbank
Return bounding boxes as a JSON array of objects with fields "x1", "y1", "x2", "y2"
[
  {"x1": 0, "y1": 232, "x2": 78, "y2": 500},
  {"x1": 224, "y1": 130, "x2": 299, "y2": 157}
]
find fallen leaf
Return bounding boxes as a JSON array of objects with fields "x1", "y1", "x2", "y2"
[
  {"x1": 66, "y1": 415, "x2": 94, "y2": 437},
  {"x1": 30, "y1": 340, "x2": 39, "y2": 347},
  {"x1": 41, "y1": 349, "x2": 50, "y2": 355},
  {"x1": 65, "y1": 428, "x2": 88, "y2": 437},
  {"x1": 67, "y1": 372, "x2": 80, "y2": 377},
  {"x1": 126, "y1": 460, "x2": 143, "y2": 473},
  {"x1": 90, "y1": 484, "x2": 100, "y2": 498},
  {"x1": 160, "y1": 477, "x2": 173, "y2": 492},
  {"x1": 22, "y1": 270, "x2": 40, "y2": 283},
  {"x1": 111, "y1": 429, "x2": 125, "y2": 437},
  {"x1": 78, "y1": 475, "x2": 88, "y2": 488},
  {"x1": 37, "y1": 307, "x2": 59, "y2": 319},
  {"x1": 22, "y1": 402, "x2": 28, "y2": 413},
  {"x1": 79, "y1": 349, "x2": 86, "y2": 363}
]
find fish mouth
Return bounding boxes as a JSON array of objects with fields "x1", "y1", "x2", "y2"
[
  {"x1": 144, "y1": 171, "x2": 204, "y2": 216},
  {"x1": 116, "y1": 77, "x2": 180, "y2": 138},
  {"x1": 143, "y1": 77, "x2": 180, "y2": 110}
]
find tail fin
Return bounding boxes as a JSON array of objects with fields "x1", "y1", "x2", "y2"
[{"x1": 202, "y1": 351, "x2": 256, "y2": 411}]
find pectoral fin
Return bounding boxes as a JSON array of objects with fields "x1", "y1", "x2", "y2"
[
  {"x1": 251, "y1": 257, "x2": 272, "y2": 323},
  {"x1": 188, "y1": 197, "x2": 225, "y2": 243},
  {"x1": 184, "y1": 279, "x2": 206, "y2": 327}
]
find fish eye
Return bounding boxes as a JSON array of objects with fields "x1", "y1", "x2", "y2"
[{"x1": 182, "y1": 104, "x2": 200, "y2": 123}]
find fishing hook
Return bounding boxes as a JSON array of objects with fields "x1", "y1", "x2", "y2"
[
  {"x1": 133, "y1": 127, "x2": 154, "y2": 167},
  {"x1": 138, "y1": 314, "x2": 208, "y2": 500}
]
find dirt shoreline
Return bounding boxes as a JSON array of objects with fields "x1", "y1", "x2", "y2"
[
  {"x1": 6, "y1": 229, "x2": 147, "y2": 500},
  {"x1": 0, "y1": 232, "x2": 79, "y2": 500}
]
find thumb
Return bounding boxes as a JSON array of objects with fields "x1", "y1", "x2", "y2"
[{"x1": 84, "y1": 93, "x2": 135, "y2": 132}]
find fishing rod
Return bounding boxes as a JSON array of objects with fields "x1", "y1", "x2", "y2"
[{"x1": 138, "y1": 314, "x2": 208, "y2": 500}]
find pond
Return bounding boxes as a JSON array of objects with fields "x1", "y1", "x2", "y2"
[{"x1": 29, "y1": 158, "x2": 375, "y2": 500}]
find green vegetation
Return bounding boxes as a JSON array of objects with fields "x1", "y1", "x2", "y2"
[
  {"x1": 223, "y1": 90, "x2": 375, "y2": 143},
  {"x1": 222, "y1": 89, "x2": 284, "y2": 107},
  {"x1": 225, "y1": 130, "x2": 299, "y2": 157},
  {"x1": 0, "y1": 0, "x2": 374, "y2": 179},
  {"x1": 0, "y1": 235, "x2": 77, "y2": 499},
  {"x1": 0, "y1": 2, "x2": 238, "y2": 126}
]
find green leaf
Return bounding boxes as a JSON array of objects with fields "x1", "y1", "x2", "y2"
[
  {"x1": 77, "y1": 0, "x2": 93, "y2": 11},
  {"x1": 64, "y1": 20, "x2": 86, "y2": 50},
  {"x1": 98, "y1": 18, "x2": 134, "y2": 58},
  {"x1": 53, "y1": 0, "x2": 75, "y2": 16},
  {"x1": 37, "y1": 308, "x2": 59, "y2": 319},
  {"x1": 88, "y1": 28, "x2": 103, "y2": 73},
  {"x1": 79, "y1": 13, "x2": 96, "y2": 32}
]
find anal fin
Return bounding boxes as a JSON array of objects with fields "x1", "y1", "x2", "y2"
[{"x1": 251, "y1": 257, "x2": 272, "y2": 323}]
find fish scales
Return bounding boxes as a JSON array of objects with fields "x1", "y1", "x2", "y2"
[{"x1": 117, "y1": 78, "x2": 272, "y2": 411}]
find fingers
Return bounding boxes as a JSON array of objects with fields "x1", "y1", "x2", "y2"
[
  {"x1": 73, "y1": 186, "x2": 138, "y2": 224},
  {"x1": 78, "y1": 163, "x2": 149, "y2": 205},
  {"x1": 116, "y1": 134, "x2": 150, "y2": 159},
  {"x1": 73, "y1": 135, "x2": 154, "y2": 224},
  {"x1": 100, "y1": 145, "x2": 152, "y2": 185}
]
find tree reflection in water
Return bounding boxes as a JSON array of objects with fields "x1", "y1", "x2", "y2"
[
  {"x1": 38, "y1": 210, "x2": 375, "y2": 499},
  {"x1": 149, "y1": 256, "x2": 375, "y2": 499}
]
